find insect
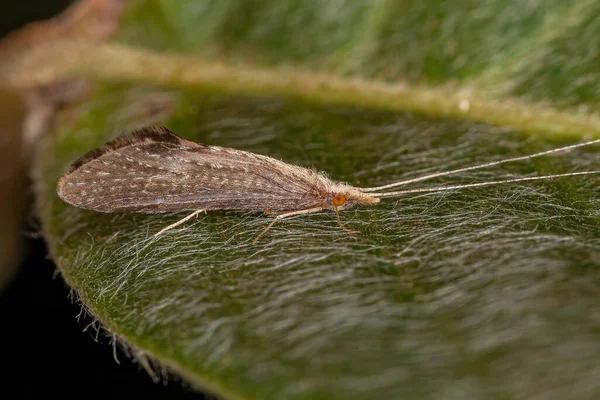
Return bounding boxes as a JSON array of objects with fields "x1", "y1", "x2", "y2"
[{"x1": 57, "y1": 125, "x2": 600, "y2": 244}]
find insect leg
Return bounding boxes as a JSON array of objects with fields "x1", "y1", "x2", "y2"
[
  {"x1": 334, "y1": 207, "x2": 360, "y2": 234},
  {"x1": 252, "y1": 207, "x2": 323, "y2": 245},
  {"x1": 154, "y1": 209, "x2": 206, "y2": 237}
]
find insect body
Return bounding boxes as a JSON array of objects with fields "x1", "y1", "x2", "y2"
[
  {"x1": 57, "y1": 126, "x2": 600, "y2": 244},
  {"x1": 57, "y1": 126, "x2": 378, "y2": 243}
]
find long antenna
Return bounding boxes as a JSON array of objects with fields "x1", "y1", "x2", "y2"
[
  {"x1": 369, "y1": 170, "x2": 600, "y2": 198},
  {"x1": 360, "y1": 139, "x2": 600, "y2": 192}
]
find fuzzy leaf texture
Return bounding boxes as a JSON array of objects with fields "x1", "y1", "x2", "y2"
[{"x1": 35, "y1": 1, "x2": 600, "y2": 399}]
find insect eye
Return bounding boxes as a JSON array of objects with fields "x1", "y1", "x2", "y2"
[{"x1": 333, "y1": 194, "x2": 347, "y2": 206}]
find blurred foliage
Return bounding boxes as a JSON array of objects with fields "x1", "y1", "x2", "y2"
[
  {"x1": 118, "y1": 0, "x2": 600, "y2": 106},
  {"x1": 0, "y1": 90, "x2": 27, "y2": 291}
]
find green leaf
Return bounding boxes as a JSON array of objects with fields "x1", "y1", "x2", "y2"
[{"x1": 33, "y1": 1, "x2": 600, "y2": 399}]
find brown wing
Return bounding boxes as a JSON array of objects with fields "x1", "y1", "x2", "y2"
[{"x1": 57, "y1": 126, "x2": 328, "y2": 213}]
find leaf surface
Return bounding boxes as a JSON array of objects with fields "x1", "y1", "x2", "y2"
[{"x1": 33, "y1": 1, "x2": 600, "y2": 399}]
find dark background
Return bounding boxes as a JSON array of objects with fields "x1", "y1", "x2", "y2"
[{"x1": 0, "y1": 1, "x2": 206, "y2": 398}]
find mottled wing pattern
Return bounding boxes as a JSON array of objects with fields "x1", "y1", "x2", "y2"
[{"x1": 57, "y1": 126, "x2": 330, "y2": 213}]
